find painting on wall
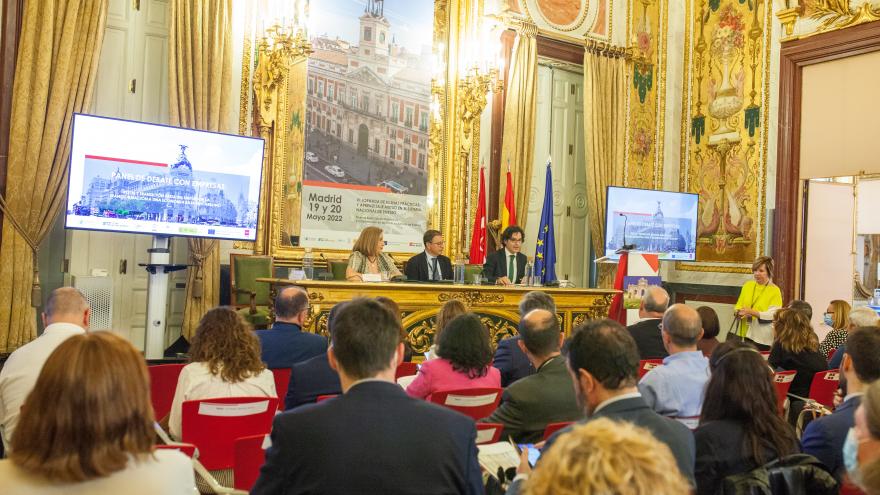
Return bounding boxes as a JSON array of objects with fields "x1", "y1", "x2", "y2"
[
  {"x1": 626, "y1": 0, "x2": 668, "y2": 190},
  {"x1": 679, "y1": 0, "x2": 771, "y2": 269}
]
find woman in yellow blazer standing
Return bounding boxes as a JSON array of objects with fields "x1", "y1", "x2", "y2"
[{"x1": 733, "y1": 256, "x2": 783, "y2": 350}]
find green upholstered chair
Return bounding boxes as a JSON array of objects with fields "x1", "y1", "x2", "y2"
[
  {"x1": 329, "y1": 261, "x2": 348, "y2": 281},
  {"x1": 230, "y1": 254, "x2": 274, "y2": 328}
]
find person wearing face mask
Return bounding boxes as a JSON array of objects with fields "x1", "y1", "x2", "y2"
[
  {"x1": 733, "y1": 256, "x2": 783, "y2": 351},
  {"x1": 844, "y1": 379, "x2": 880, "y2": 494},
  {"x1": 819, "y1": 299, "x2": 851, "y2": 360}
]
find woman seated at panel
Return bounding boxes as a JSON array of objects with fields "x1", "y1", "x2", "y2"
[
  {"x1": 168, "y1": 307, "x2": 276, "y2": 440},
  {"x1": 0, "y1": 332, "x2": 196, "y2": 494},
  {"x1": 769, "y1": 307, "x2": 827, "y2": 421},
  {"x1": 406, "y1": 313, "x2": 500, "y2": 399},
  {"x1": 695, "y1": 340, "x2": 801, "y2": 495},
  {"x1": 346, "y1": 226, "x2": 402, "y2": 282}
]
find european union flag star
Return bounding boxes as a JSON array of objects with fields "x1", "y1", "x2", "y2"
[
  {"x1": 536, "y1": 252, "x2": 543, "y2": 259},
  {"x1": 537, "y1": 239, "x2": 544, "y2": 246}
]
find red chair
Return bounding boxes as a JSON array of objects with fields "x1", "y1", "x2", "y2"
[
  {"x1": 542, "y1": 421, "x2": 573, "y2": 441},
  {"x1": 760, "y1": 351, "x2": 771, "y2": 360},
  {"x1": 148, "y1": 363, "x2": 185, "y2": 420},
  {"x1": 827, "y1": 347, "x2": 837, "y2": 362},
  {"x1": 270, "y1": 368, "x2": 292, "y2": 410},
  {"x1": 428, "y1": 387, "x2": 502, "y2": 420},
  {"x1": 234, "y1": 434, "x2": 267, "y2": 491},
  {"x1": 316, "y1": 394, "x2": 338, "y2": 402},
  {"x1": 773, "y1": 371, "x2": 797, "y2": 416},
  {"x1": 637, "y1": 359, "x2": 663, "y2": 379},
  {"x1": 181, "y1": 397, "x2": 278, "y2": 470},
  {"x1": 476, "y1": 423, "x2": 504, "y2": 444},
  {"x1": 395, "y1": 362, "x2": 419, "y2": 380},
  {"x1": 808, "y1": 369, "x2": 840, "y2": 410}
]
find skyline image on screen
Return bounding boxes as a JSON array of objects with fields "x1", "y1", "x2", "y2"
[{"x1": 604, "y1": 186, "x2": 699, "y2": 261}]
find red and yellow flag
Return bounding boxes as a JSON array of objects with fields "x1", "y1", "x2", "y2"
[{"x1": 501, "y1": 164, "x2": 517, "y2": 231}]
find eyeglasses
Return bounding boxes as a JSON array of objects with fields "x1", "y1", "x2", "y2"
[{"x1": 507, "y1": 238, "x2": 523, "y2": 244}]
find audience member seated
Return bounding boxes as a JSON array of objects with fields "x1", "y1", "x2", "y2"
[
  {"x1": 803, "y1": 327, "x2": 880, "y2": 483},
  {"x1": 695, "y1": 341, "x2": 800, "y2": 495},
  {"x1": 514, "y1": 419, "x2": 690, "y2": 495},
  {"x1": 375, "y1": 296, "x2": 413, "y2": 362},
  {"x1": 786, "y1": 299, "x2": 815, "y2": 334},
  {"x1": 168, "y1": 307, "x2": 276, "y2": 440},
  {"x1": 284, "y1": 303, "x2": 347, "y2": 410},
  {"x1": 847, "y1": 379, "x2": 880, "y2": 494},
  {"x1": 0, "y1": 287, "x2": 89, "y2": 452},
  {"x1": 829, "y1": 306, "x2": 880, "y2": 369},
  {"x1": 406, "y1": 313, "x2": 500, "y2": 399},
  {"x1": 251, "y1": 298, "x2": 483, "y2": 494},
  {"x1": 0, "y1": 332, "x2": 195, "y2": 494},
  {"x1": 639, "y1": 304, "x2": 710, "y2": 419},
  {"x1": 819, "y1": 299, "x2": 852, "y2": 359},
  {"x1": 256, "y1": 286, "x2": 326, "y2": 369},
  {"x1": 494, "y1": 291, "x2": 555, "y2": 387},
  {"x1": 425, "y1": 299, "x2": 467, "y2": 360},
  {"x1": 543, "y1": 318, "x2": 695, "y2": 484},
  {"x1": 769, "y1": 308, "x2": 827, "y2": 421},
  {"x1": 627, "y1": 285, "x2": 670, "y2": 359},
  {"x1": 696, "y1": 306, "x2": 720, "y2": 357},
  {"x1": 345, "y1": 226, "x2": 402, "y2": 282},
  {"x1": 482, "y1": 309, "x2": 579, "y2": 443}
]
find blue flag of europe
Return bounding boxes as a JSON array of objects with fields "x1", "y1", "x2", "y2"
[{"x1": 534, "y1": 161, "x2": 556, "y2": 283}]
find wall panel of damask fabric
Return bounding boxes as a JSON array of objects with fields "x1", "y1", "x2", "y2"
[
  {"x1": 626, "y1": 0, "x2": 667, "y2": 189},
  {"x1": 678, "y1": 0, "x2": 771, "y2": 271}
]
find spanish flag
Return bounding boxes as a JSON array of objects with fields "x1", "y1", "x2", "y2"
[{"x1": 501, "y1": 162, "x2": 517, "y2": 231}]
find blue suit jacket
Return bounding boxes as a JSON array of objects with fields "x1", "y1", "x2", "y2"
[
  {"x1": 802, "y1": 395, "x2": 861, "y2": 483},
  {"x1": 284, "y1": 354, "x2": 341, "y2": 410},
  {"x1": 493, "y1": 336, "x2": 534, "y2": 387},
  {"x1": 252, "y1": 381, "x2": 484, "y2": 495},
  {"x1": 256, "y1": 322, "x2": 327, "y2": 370},
  {"x1": 828, "y1": 344, "x2": 845, "y2": 370}
]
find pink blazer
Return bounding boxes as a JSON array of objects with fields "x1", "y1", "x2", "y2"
[{"x1": 406, "y1": 358, "x2": 501, "y2": 399}]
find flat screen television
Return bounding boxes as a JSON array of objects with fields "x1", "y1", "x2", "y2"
[
  {"x1": 66, "y1": 114, "x2": 265, "y2": 241},
  {"x1": 604, "y1": 186, "x2": 699, "y2": 261}
]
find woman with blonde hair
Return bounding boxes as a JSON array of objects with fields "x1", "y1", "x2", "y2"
[
  {"x1": 769, "y1": 307, "x2": 827, "y2": 421},
  {"x1": 819, "y1": 299, "x2": 851, "y2": 359},
  {"x1": 522, "y1": 418, "x2": 689, "y2": 495},
  {"x1": 0, "y1": 332, "x2": 195, "y2": 494},
  {"x1": 168, "y1": 307, "x2": 275, "y2": 440},
  {"x1": 345, "y1": 226, "x2": 403, "y2": 281},
  {"x1": 733, "y1": 256, "x2": 783, "y2": 350}
]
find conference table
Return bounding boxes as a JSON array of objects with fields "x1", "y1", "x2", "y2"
[{"x1": 256, "y1": 279, "x2": 618, "y2": 355}]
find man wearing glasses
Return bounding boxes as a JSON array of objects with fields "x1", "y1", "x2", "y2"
[
  {"x1": 483, "y1": 226, "x2": 528, "y2": 285},
  {"x1": 404, "y1": 230, "x2": 453, "y2": 282}
]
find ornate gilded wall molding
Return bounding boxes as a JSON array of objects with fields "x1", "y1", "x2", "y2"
[{"x1": 777, "y1": 0, "x2": 880, "y2": 41}]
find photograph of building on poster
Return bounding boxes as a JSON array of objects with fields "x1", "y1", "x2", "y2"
[{"x1": 304, "y1": 0, "x2": 432, "y2": 196}]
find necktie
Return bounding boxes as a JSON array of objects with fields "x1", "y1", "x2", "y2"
[
  {"x1": 432, "y1": 257, "x2": 440, "y2": 281},
  {"x1": 508, "y1": 255, "x2": 515, "y2": 282}
]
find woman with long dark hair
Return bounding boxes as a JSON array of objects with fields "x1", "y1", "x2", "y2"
[
  {"x1": 406, "y1": 313, "x2": 500, "y2": 399},
  {"x1": 695, "y1": 340, "x2": 800, "y2": 494}
]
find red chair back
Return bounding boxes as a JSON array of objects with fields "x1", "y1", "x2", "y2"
[
  {"x1": 637, "y1": 359, "x2": 663, "y2": 379},
  {"x1": 395, "y1": 362, "x2": 419, "y2": 380},
  {"x1": 827, "y1": 347, "x2": 837, "y2": 362},
  {"x1": 760, "y1": 351, "x2": 771, "y2": 360},
  {"x1": 148, "y1": 364, "x2": 185, "y2": 420},
  {"x1": 270, "y1": 368, "x2": 292, "y2": 410},
  {"x1": 316, "y1": 394, "x2": 338, "y2": 402},
  {"x1": 808, "y1": 369, "x2": 840, "y2": 409},
  {"x1": 155, "y1": 442, "x2": 197, "y2": 458},
  {"x1": 476, "y1": 423, "x2": 504, "y2": 444},
  {"x1": 181, "y1": 397, "x2": 278, "y2": 470},
  {"x1": 773, "y1": 370, "x2": 797, "y2": 416},
  {"x1": 428, "y1": 387, "x2": 502, "y2": 420},
  {"x1": 542, "y1": 421, "x2": 573, "y2": 441},
  {"x1": 234, "y1": 434, "x2": 267, "y2": 491}
]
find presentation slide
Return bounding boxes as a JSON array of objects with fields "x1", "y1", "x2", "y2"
[
  {"x1": 66, "y1": 114, "x2": 265, "y2": 241},
  {"x1": 605, "y1": 187, "x2": 699, "y2": 261}
]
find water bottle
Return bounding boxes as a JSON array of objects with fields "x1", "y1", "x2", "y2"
[
  {"x1": 453, "y1": 257, "x2": 466, "y2": 285},
  {"x1": 521, "y1": 261, "x2": 533, "y2": 286},
  {"x1": 533, "y1": 263, "x2": 543, "y2": 287},
  {"x1": 302, "y1": 247, "x2": 314, "y2": 280}
]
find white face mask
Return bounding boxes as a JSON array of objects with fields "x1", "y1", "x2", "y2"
[{"x1": 844, "y1": 427, "x2": 864, "y2": 488}]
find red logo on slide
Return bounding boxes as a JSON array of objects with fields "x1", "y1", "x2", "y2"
[{"x1": 244, "y1": 229, "x2": 250, "y2": 236}]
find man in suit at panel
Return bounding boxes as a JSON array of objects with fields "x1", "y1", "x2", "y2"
[
  {"x1": 627, "y1": 285, "x2": 670, "y2": 360},
  {"x1": 508, "y1": 319, "x2": 694, "y2": 492},
  {"x1": 494, "y1": 291, "x2": 556, "y2": 387},
  {"x1": 803, "y1": 326, "x2": 880, "y2": 483},
  {"x1": 482, "y1": 225, "x2": 528, "y2": 285},
  {"x1": 252, "y1": 298, "x2": 483, "y2": 495},
  {"x1": 482, "y1": 309, "x2": 581, "y2": 443},
  {"x1": 404, "y1": 229, "x2": 452, "y2": 282},
  {"x1": 256, "y1": 286, "x2": 327, "y2": 370}
]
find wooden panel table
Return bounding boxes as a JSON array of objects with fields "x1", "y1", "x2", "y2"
[{"x1": 257, "y1": 279, "x2": 618, "y2": 355}]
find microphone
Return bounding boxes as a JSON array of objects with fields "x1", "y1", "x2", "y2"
[{"x1": 616, "y1": 213, "x2": 636, "y2": 253}]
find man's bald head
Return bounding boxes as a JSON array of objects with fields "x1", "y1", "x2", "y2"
[
  {"x1": 661, "y1": 304, "x2": 703, "y2": 348},
  {"x1": 274, "y1": 286, "x2": 309, "y2": 322},
  {"x1": 519, "y1": 308, "x2": 561, "y2": 357},
  {"x1": 641, "y1": 286, "x2": 669, "y2": 316},
  {"x1": 43, "y1": 287, "x2": 90, "y2": 328}
]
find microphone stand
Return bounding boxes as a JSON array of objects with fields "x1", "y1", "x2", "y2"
[{"x1": 616, "y1": 213, "x2": 636, "y2": 253}]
